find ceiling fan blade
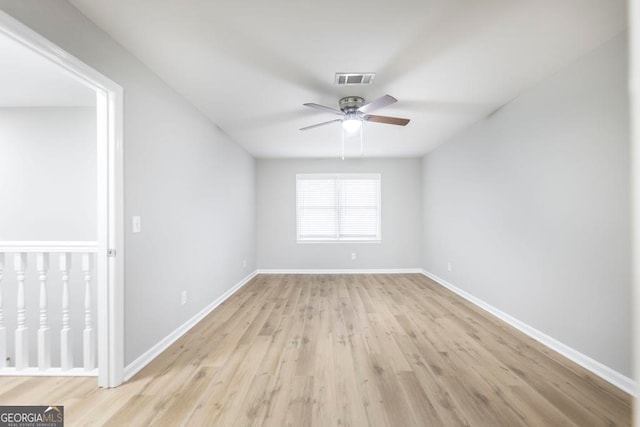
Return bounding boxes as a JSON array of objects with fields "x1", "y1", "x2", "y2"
[
  {"x1": 303, "y1": 103, "x2": 343, "y2": 115},
  {"x1": 364, "y1": 114, "x2": 410, "y2": 126},
  {"x1": 300, "y1": 118, "x2": 342, "y2": 131},
  {"x1": 357, "y1": 94, "x2": 397, "y2": 114}
]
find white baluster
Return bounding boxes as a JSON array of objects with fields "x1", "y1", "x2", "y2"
[
  {"x1": 60, "y1": 253, "x2": 73, "y2": 370},
  {"x1": 0, "y1": 253, "x2": 5, "y2": 369},
  {"x1": 82, "y1": 253, "x2": 95, "y2": 370},
  {"x1": 14, "y1": 253, "x2": 28, "y2": 370},
  {"x1": 36, "y1": 253, "x2": 50, "y2": 370}
]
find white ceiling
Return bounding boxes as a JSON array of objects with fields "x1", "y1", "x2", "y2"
[
  {"x1": 0, "y1": 32, "x2": 95, "y2": 107},
  {"x1": 68, "y1": 0, "x2": 626, "y2": 158}
]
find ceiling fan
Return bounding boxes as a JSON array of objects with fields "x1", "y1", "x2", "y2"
[
  {"x1": 300, "y1": 94, "x2": 410, "y2": 159},
  {"x1": 300, "y1": 94, "x2": 410, "y2": 131}
]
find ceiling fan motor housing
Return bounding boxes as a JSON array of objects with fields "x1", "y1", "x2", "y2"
[{"x1": 339, "y1": 96, "x2": 365, "y2": 113}]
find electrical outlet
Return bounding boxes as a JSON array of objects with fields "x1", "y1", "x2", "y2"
[
  {"x1": 351, "y1": 252, "x2": 357, "y2": 260},
  {"x1": 181, "y1": 290, "x2": 187, "y2": 305},
  {"x1": 447, "y1": 262, "x2": 452, "y2": 272}
]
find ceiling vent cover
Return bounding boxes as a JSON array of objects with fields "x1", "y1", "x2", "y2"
[{"x1": 335, "y1": 72, "x2": 375, "y2": 85}]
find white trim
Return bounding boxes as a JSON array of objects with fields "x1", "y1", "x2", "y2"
[
  {"x1": 628, "y1": 0, "x2": 640, "y2": 406},
  {"x1": 0, "y1": 11, "x2": 124, "y2": 388},
  {"x1": 0, "y1": 368, "x2": 97, "y2": 377},
  {"x1": 105, "y1": 85, "x2": 125, "y2": 388},
  {"x1": 257, "y1": 268, "x2": 422, "y2": 275},
  {"x1": 0, "y1": 241, "x2": 98, "y2": 252},
  {"x1": 421, "y1": 270, "x2": 636, "y2": 396},
  {"x1": 296, "y1": 240, "x2": 382, "y2": 245},
  {"x1": 123, "y1": 271, "x2": 258, "y2": 381},
  {"x1": 296, "y1": 173, "x2": 382, "y2": 180}
]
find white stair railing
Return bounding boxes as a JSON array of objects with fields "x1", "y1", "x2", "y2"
[
  {"x1": 14, "y1": 253, "x2": 28, "y2": 370},
  {"x1": 0, "y1": 241, "x2": 98, "y2": 376},
  {"x1": 60, "y1": 253, "x2": 73, "y2": 371},
  {"x1": 37, "y1": 253, "x2": 50, "y2": 370},
  {"x1": 0, "y1": 254, "x2": 5, "y2": 369},
  {"x1": 82, "y1": 253, "x2": 95, "y2": 371}
]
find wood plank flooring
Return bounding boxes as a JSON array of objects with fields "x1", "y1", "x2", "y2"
[{"x1": 0, "y1": 274, "x2": 632, "y2": 426}]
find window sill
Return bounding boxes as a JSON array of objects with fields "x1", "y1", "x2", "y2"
[{"x1": 297, "y1": 240, "x2": 382, "y2": 244}]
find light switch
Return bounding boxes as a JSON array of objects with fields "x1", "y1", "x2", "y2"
[{"x1": 132, "y1": 216, "x2": 141, "y2": 233}]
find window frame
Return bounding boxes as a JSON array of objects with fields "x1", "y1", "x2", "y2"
[{"x1": 296, "y1": 173, "x2": 381, "y2": 243}]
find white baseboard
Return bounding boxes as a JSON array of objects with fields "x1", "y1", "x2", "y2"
[
  {"x1": 123, "y1": 270, "x2": 258, "y2": 381},
  {"x1": 256, "y1": 268, "x2": 423, "y2": 275},
  {"x1": 421, "y1": 270, "x2": 636, "y2": 396},
  {"x1": 0, "y1": 367, "x2": 97, "y2": 377}
]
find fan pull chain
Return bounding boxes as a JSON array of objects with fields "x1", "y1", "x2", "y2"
[
  {"x1": 341, "y1": 127, "x2": 345, "y2": 160},
  {"x1": 360, "y1": 122, "x2": 364, "y2": 156}
]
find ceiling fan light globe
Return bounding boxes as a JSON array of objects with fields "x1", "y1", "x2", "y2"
[{"x1": 342, "y1": 118, "x2": 362, "y2": 134}]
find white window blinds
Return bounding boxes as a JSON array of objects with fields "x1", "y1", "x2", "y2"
[{"x1": 296, "y1": 173, "x2": 381, "y2": 242}]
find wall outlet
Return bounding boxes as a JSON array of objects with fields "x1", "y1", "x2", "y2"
[
  {"x1": 447, "y1": 262, "x2": 452, "y2": 272},
  {"x1": 181, "y1": 290, "x2": 187, "y2": 305},
  {"x1": 351, "y1": 252, "x2": 357, "y2": 260},
  {"x1": 243, "y1": 259, "x2": 247, "y2": 268},
  {"x1": 132, "y1": 216, "x2": 141, "y2": 233}
]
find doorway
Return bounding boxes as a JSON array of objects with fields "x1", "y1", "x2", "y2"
[{"x1": 0, "y1": 10, "x2": 123, "y2": 388}]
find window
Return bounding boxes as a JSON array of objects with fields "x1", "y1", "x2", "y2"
[{"x1": 296, "y1": 173, "x2": 381, "y2": 242}]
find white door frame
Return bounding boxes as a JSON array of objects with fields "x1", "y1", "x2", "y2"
[
  {"x1": 0, "y1": 11, "x2": 124, "y2": 387},
  {"x1": 630, "y1": 0, "x2": 640, "y2": 418}
]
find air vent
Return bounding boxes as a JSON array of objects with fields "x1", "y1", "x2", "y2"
[{"x1": 335, "y1": 72, "x2": 376, "y2": 85}]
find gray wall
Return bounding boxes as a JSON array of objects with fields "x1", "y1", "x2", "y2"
[
  {"x1": 257, "y1": 158, "x2": 422, "y2": 270},
  {"x1": 0, "y1": 107, "x2": 96, "y2": 240},
  {"x1": 0, "y1": 1, "x2": 256, "y2": 365},
  {"x1": 422, "y1": 36, "x2": 631, "y2": 375}
]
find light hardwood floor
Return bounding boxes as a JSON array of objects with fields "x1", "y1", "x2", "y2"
[{"x1": 0, "y1": 274, "x2": 632, "y2": 426}]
